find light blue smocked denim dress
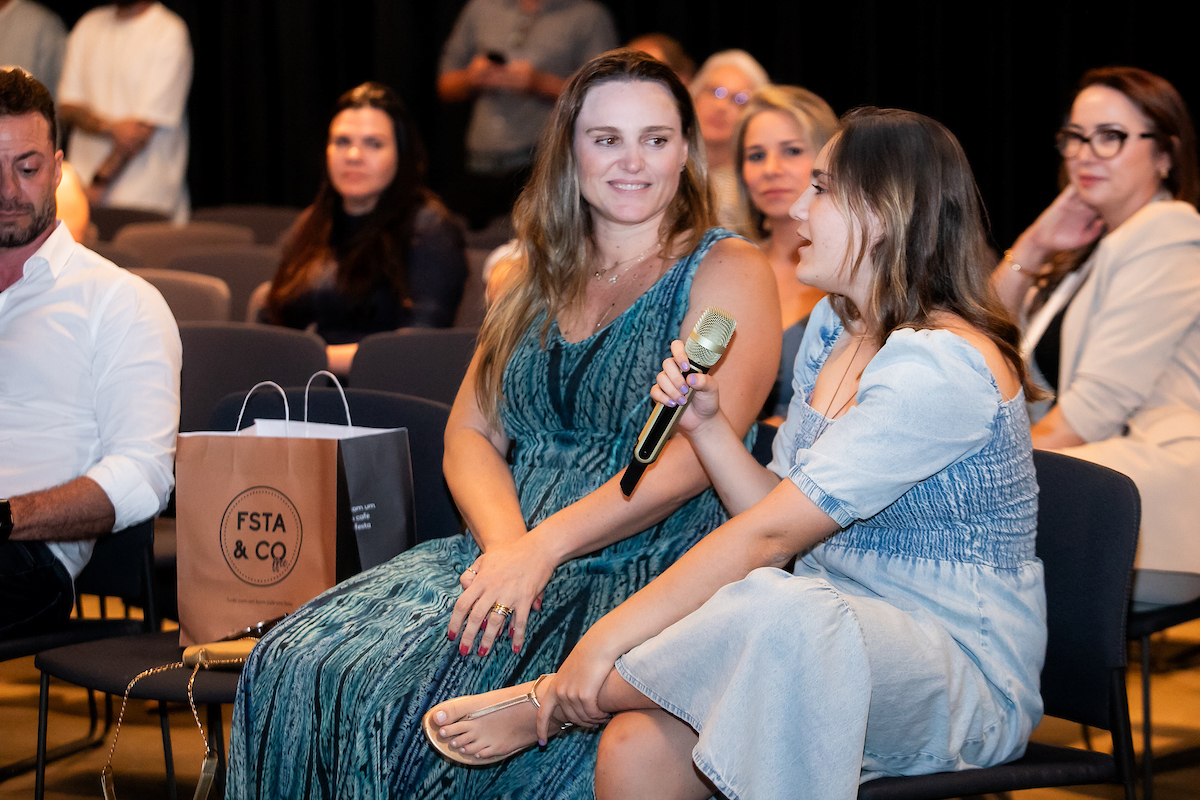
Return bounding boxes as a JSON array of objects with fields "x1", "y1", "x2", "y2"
[{"x1": 616, "y1": 300, "x2": 1048, "y2": 800}]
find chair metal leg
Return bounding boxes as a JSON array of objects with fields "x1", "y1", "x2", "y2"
[
  {"x1": 2, "y1": 675, "x2": 108, "y2": 785},
  {"x1": 1142, "y1": 633, "x2": 1154, "y2": 800},
  {"x1": 159, "y1": 701, "x2": 178, "y2": 800},
  {"x1": 207, "y1": 704, "x2": 226, "y2": 798},
  {"x1": 35, "y1": 672, "x2": 49, "y2": 800}
]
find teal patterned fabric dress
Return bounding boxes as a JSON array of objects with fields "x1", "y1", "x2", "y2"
[{"x1": 226, "y1": 228, "x2": 741, "y2": 799}]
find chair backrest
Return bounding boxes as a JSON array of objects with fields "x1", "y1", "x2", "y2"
[
  {"x1": 192, "y1": 205, "x2": 302, "y2": 245},
  {"x1": 75, "y1": 518, "x2": 158, "y2": 630},
  {"x1": 178, "y1": 322, "x2": 327, "y2": 432},
  {"x1": 453, "y1": 247, "x2": 490, "y2": 329},
  {"x1": 91, "y1": 242, "x2": 146, "y2": 271},
  {"x1": 89, "y1": 206, "x2": 170, "y2": 241},
  {"x1": 129, "y1": 268, "x2": 232, "y2": 322},
  {"x1": 1032, "y1": 450, "x2": 1140, "y2": 731},
  {"x1": 113, "y1": 221, "x2": 255, "y2": 269},
  {"x1": 165, "y1": 244, "x2": 280, "y2": 322},
  {"x1": 350, "y1": 328, "x2": 477, "y2": 406},
  {"x1": 209, "y1": 387, "x2": 461, "y2": 545}
]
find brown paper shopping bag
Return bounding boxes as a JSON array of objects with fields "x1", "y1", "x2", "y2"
[{"x1": 175, "y1": 430, "x2": 339, "y2": 645}]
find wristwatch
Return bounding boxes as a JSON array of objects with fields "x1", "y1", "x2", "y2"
[{"x1": 0, "y1": 499, "x2": 13, "y2": 543}]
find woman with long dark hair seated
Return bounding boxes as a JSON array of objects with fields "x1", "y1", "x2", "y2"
[
  {"x1": 427, "y1": 108, "x2": 1047, "y2": 799},
  {"x1": 261, "y1": 82, "x2": 467, "y2": 371},
  {"x1": 993, "y1": 67, "x2": 1200, "y2": 607},
  {"x1": 226, "y1": 50, "x2": 780, "y2": 799}
]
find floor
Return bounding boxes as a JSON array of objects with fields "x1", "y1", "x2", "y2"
[{"x1": 2, "y1": 616, "x2": 1198, "y2": 799}]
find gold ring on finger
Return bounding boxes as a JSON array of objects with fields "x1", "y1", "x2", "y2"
[{"x1": 489, "y1": 603, "x2": 513, "y2": 618}]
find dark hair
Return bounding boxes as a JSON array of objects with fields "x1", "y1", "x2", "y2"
[
  {"x1": 1031, "y1": 67, "x2": 1199, "y2": 312},
  {"x1": 0, "y1": 67, "x2": 57, "y2": 145},
  {"x1": 1077, "y1": 66, "x2": 1199, "y2": 206},
  {"x1": 474, "y1": 48, "x2": 712, "y2": 423},
  {"x1": 825, "y1": 107, "x2": 1038, "y2": 396},
  {"x1": 267, "y1": 82, "x2": 428, "y2": 319}
]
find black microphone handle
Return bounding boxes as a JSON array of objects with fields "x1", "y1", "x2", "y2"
[{"x1": 620, "y1": 363, "x2": 709, "y2": 497}]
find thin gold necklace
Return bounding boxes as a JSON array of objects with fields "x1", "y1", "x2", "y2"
[
  {"x1": 593, "y1": 241, "x2": 662, "y2": 283},
  {"x1": 820, "y1": 335, "x2": 866, "y2": 421}
]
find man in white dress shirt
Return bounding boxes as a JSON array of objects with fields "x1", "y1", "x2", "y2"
[
  {"x1": 57, "y1": 0, "x2": 192, "y2": 222},
  {"x1": 0, "y1": 67, "x2": 180, "y2": 639}
]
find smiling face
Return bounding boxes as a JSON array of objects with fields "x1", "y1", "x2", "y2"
[
  {"x1": 693, "y1": 64, "x2": 757, "y2": 148},
  {"x1": 789, "y1": 137, "x2": 873, "y2": 307},
  {"x1": 1064, "y1": 84, "x2": 1171, "y2": 228},
  {"x1": 742, "y1": 109, "x2": 815, "y2": 223},
  {"x1": 0, "y1": 111, "x2": 60, "y2": 249},
  {"x1": 326, "y1": 106, "x2": 398, "y2": 216},
  {"x1": 573, "y1": 79, "x2": 688, "y2": 228}
]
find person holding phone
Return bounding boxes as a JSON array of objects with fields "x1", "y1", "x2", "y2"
[{"x1": 437, "y1": 0, "x2": 618, "y2": 229}]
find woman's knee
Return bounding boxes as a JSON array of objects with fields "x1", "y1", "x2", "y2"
[{"x1": 595, "y1": 710, "x2": 708, "y2": 800}]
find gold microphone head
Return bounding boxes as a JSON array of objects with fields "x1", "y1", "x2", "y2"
[{"x1": 684, "y1": 307, "x2": 737, "y2": 369}]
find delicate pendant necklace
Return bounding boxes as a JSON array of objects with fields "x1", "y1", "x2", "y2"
[
  {"x1": 593, "y1": 241, "x2": 662, "y2": 283},
  {"x1": 815, "y1": 335, "x2": 866, "y2": 435}
]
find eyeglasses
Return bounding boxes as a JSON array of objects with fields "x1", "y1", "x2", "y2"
[
  {"x1": 709, "y1": 86, "x2": 749, "y2": 105},
  {"x1": 1055, "y1": 127, "x2": 1157, "y2": 160}
]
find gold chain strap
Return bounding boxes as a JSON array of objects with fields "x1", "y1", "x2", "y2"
[{"x1": 101, "y1": 662, "x2": 220, "y2": 800}]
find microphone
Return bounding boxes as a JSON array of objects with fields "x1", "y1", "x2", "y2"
[{"x1": 620, "y1": 306, "x2": 737, "y2": 497}]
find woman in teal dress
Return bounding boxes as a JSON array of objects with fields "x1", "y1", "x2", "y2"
[{"x1": 225, "y1": 50, "x2": 780, "y2": 799}]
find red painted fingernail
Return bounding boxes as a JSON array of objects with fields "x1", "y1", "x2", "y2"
[
  {"x1": 513, "y1": 643, "x2": 520, "y2": 654},
  {"x1": 459, "y1": 644, "x2": 469, "y2": 656},
  {"x1": 509, "y1": 626, "x2": 515, "y2": 637},
  {"x1": 478, "y1": 645, "x2": 488, "y2": 656},
  {"x1": 448, "y1": 630, "x2": 456, "y2": 641}
]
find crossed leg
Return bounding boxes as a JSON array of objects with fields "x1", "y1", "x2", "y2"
[{"x1": 426, "y1": 669, "x2": 716, "y2": 799}]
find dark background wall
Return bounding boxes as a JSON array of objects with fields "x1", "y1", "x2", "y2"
[{"x1": 43, "y1": 0, "x2": 1200, "y2": 249}]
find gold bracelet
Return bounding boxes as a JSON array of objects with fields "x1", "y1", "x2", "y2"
[{"x1": 1004, "y1": 249, "x2": 1040, "y2": 278}]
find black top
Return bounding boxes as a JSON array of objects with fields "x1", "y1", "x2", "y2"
[
  {"x1": 1033, "y1": 304, "x2": 1068, "y2": 394},
  {"x1": 270, "y1": 200, "x2": 468, "y2": 344}
]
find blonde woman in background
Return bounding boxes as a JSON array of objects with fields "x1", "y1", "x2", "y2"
[
  {"x1": 690, "y1": 49, "x2": 768, "y2": 228},
  {"x1": 734, "y1": 85, "x2": 839, "y2": 420}
]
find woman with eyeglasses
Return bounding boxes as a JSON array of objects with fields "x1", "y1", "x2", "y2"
[
  {"x1": 689, "y1": 50, "x2": 769, "y2": 228},
  {"x1": 993, "y1": 66, "x2": 1200, "y2": 608}
]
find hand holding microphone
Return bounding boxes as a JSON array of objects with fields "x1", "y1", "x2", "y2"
[{"x1": 620, "y1": 307, "x2": 736, "y2": 496}]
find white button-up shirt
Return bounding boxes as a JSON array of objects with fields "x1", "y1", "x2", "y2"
[{"x1": 0, "y1": 222, "x2": 181, "y2": 578}]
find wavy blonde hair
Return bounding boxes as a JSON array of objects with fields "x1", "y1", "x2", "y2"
[
  {"x1": 732, "y1": 84, "x2": 839, "y2": 239},
  {"x1": 474, "y1": 49, "x2": 714, "y2": 426}
]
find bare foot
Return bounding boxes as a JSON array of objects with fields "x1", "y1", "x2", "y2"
[{"x1": 425, "y1": 675, "x2": 566, "y2": 763}]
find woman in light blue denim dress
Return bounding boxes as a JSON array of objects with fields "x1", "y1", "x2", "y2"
[{"x1": 425, "y1": 108, "x2": 1048, "y2": 800}]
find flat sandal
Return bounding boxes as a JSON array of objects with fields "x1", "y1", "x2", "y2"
[{"x1": 422, "y1": 674, "x2": 571, "y2": 766}]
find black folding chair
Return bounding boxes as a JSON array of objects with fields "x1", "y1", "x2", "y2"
[
  {"x1": 857, "y1": 451, "x2": 1140, "y2": 799},
  {"x1": 0, "y1": 519, "x2": 157, "y2": 783},
  {"x1": 1128, "y1": 595, "x2": 1200, "y2": 799},
  {"x1": 349, "y1": 328, "x2": 477, "y2": 407},
  {"x1": 177, "y1": 322, "x2": 327, "y2": 433}
]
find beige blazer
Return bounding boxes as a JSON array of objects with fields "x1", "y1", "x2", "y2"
[{"x1": 1044, "y1": 200, "x2": 1200, "y2": 575}]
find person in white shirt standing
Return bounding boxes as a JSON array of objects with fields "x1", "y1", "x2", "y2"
[
  {"x1": 56, "y1": 1, "x2": 192, "y2": 222},
  {"x1": 0, "y1": 0, "x2": 67, "y2": 100},
  {"x1": 0, "y1": 67, "x2": 181, "y2": 639}
]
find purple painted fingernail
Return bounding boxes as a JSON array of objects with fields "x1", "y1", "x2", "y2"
[
  {"x1": 680, "y1": 384, "x2": 689, "y2": 394},
  {"x1": 688, "y1": 375, "x2": 697, "y2": 386},
  {"x1": 666, "y1": 399, "x2": 676, "y2": 407},
  {"x1": 538, "y1": 739, "x2": 547, "y2": 747},
  {"x1": 680, "y1": 361, "x2": 690, "y2": 371}
]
